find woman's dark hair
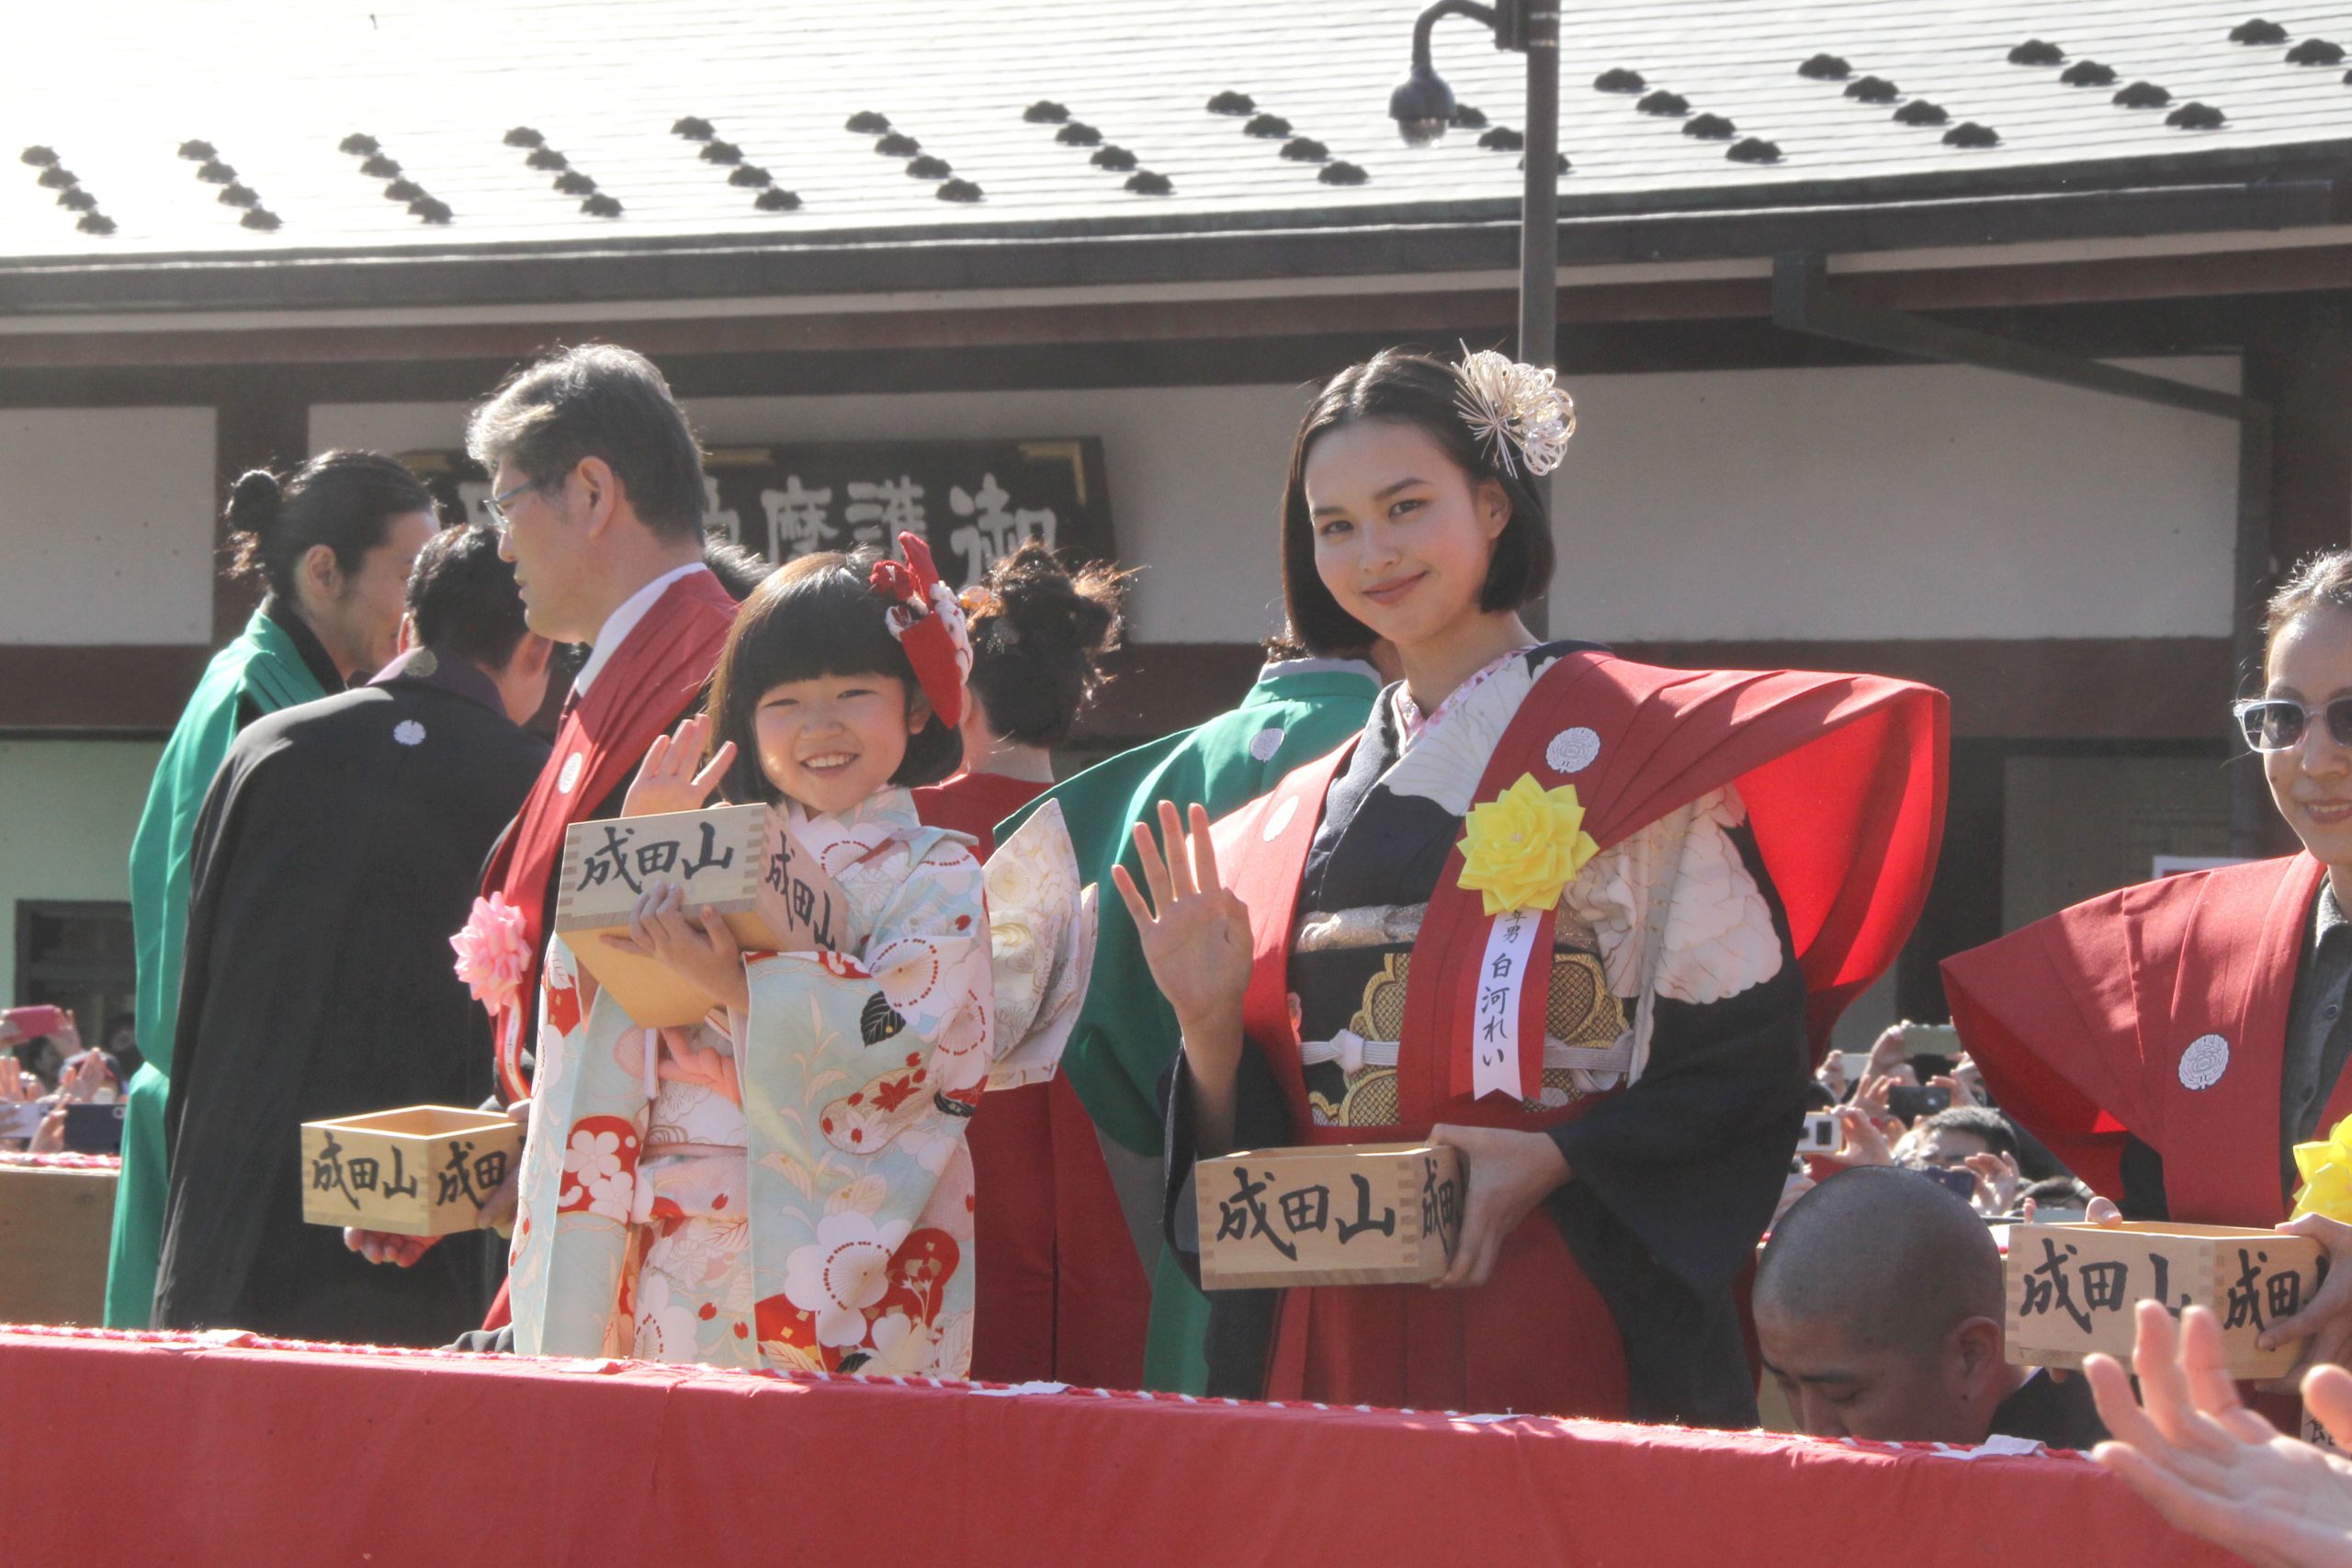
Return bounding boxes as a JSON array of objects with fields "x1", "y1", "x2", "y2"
[
  {"x1": 224, "y1": 449, "x2": 436, "y2": 601},
  {"x1": 702, "y1": 535, "x2": 775, "y2": 602},
  {"x1": 408, "y1": 525, "x2": 527, "y2": 667},
  {"x1": 965, "y1": 543, "x2": 1131, "y2": 748},
  {"x1": 1280, "y1": 348, "x2": 1555, "y2": 654},
  {"x1": 706, "y1": 549, "x2": 963, "y2": 801},
  {"x1": 465, "y1": 344, "x2": 709, "y2": 538},
  {"x1": 2264, "y1": 549, "x2": 2352, "y2": 662}
]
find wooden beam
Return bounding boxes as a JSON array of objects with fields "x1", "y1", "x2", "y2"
[
  {"x1": 0, "y1": 244, "x2": 2347, "y2": 375},
  {"x1": 0, "y1": 647, "x2": 218, "y2": 731},
  {"x1": 0, "y1": 635, "x2": 2238, "y2": 746}
]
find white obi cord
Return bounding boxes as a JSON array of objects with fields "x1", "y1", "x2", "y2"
[{"x1": 1301, "y1": 1027, "x2": 1635, "y2": 1080}]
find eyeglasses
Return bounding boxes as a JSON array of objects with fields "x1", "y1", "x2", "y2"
[
  {"x1": 483, "y1": 479, "x2": 539, "y2": 531},
  {"x1": 2234, "y1": 697, "x2": 2352, "y2": 753}
]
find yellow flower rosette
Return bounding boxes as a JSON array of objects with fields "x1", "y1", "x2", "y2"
[
  {"x1": 1455, "y1": 773, "x2": 1601, "y2": 916},
  {"x1": 2292, "y1": 1112, "x2": 2352, "y2": 1223}
]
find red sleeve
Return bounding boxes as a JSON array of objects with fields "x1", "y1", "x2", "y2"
[
  {"x1": 1941, "y1": 891, "x2": 2149, "y2": 1201},
  {"x1": 1577, "y1": 659, "x2": 1949, "y2": 1053}
]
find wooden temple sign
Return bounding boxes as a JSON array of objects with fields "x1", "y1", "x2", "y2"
[
  {"x1": 1197, "y1": 1143, "x2": 1463, "y2": 1291},
  {"x1": 2006, "y1": 1220, "x2": 2325, "y2": 1380},
  {"x1": 403, "y1": 437, "x2": 1114, "y2": 593},
  {"x1": 553, "y1": 804, "x2": 846, "y2": 1027},
  {"x1": 299, "y1": 1106, "x2": 526, "y2": 1237}
]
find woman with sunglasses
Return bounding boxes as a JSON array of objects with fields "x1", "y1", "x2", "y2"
[{"x1": 1947, "y1": 551, "x2": 2352, "y2": 1391}]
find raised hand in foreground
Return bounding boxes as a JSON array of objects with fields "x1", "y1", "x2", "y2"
[
  {"x1": 1111, "y1": 801, "x2": 1253, "y2": 1149},
  {"x1": 2087, "y1": 1300, "x2": 2352, "y2": 1568}
]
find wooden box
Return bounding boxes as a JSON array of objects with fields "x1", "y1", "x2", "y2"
[
  {"x1": 552, "y1": 803, "x2": 801, "y2": 1027},
  {"x1": 1197, "y1": 1143, "x2": 1463, "y2": 1291},
  {"x1": 299, "y1": 1105, "x2": 526, "y2": 1237},
  {"x1": 2006, "y1": 1221, "x2": 2326, "y2": 1379},
  {"x1": 0, "y1": 1163, "x2": 117, "y2": 1324}
]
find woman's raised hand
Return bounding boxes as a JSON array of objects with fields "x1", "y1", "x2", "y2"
[
  {"x1": 622, "y1": 714, "x2": 736, "y2": 819},
  {"x1": 1111, "y1": 801, "x2": 1253, "y2": 1076}
]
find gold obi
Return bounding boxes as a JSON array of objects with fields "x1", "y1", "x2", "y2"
[{"x1": 1293, "y1": 903, "x2": 1630, "y2": 1128}]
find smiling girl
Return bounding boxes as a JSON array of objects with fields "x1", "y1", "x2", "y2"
[
  {"x1": 1117, "y1": 348, "x2": 1947, "y2": 1423},
  {"x1": 504, "y1": 538, "x2": 1022, "y2": 1377}
]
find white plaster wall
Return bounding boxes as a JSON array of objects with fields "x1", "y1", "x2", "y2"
[
  {"x1": 1556, "y1": 356, "x2": 2240, "y2": 641},
  {"x1": 312, "y1": 354, "x2": 2240, "y2": 645},
  {"x1": 0, "y1": 408, "x2": 216, "y2": 645}
]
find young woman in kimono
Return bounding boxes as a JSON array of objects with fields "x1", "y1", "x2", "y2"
[
  {"x1": 910, "y1": 544, "x2": 1155, "y2": 1386},
  {"x1": 506, "y1": 536, "x2": 1080, "y2": 1377},
  {"x1": 1947, "y1": 551, "x2": 2352, "y2": 1376},
  {"x1": 1116, "y1": 348, "x2": 1948, "y2": 1424}
]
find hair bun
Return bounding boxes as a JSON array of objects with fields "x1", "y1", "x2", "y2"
[
  {"x1": 986, "y1": 543, "x2": 1125, "y2": 658},
  {"x1": 224, "y1": 468, "x2": 284, "y2": 534},
  {"x1": 965, "y1": 544, "x2": 1135, "y2": 748}
]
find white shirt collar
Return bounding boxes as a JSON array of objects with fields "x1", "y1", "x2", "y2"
[{"x1": 571, "y1": 561, "x2": 711, "y2": 695}]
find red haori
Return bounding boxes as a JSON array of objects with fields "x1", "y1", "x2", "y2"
[
  {"x1": 1203, "y1": 651, "x2": 1943, "y2": 1416},
  {"x1": 1946, "y1": 853, "x2": 2339, "y2": 1222},
  {"x1": 1211, "y1": 649, "x2": 1950, "y2": 1133},
  {"x1": 477, "y1": 569, "x2": 738, "y2": 1103}
]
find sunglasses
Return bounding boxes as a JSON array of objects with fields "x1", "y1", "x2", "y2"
[{"x1": 2234, "y1": 697, "x2": 2352, "y2": 753}]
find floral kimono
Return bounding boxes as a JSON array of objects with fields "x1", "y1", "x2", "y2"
[
  {"x1": 1174, "y1": 643, "x2": 1947, "y2": 1424},
  {"x1": 507, "y1": 788, "x2": 1089, "y2": 1378}
]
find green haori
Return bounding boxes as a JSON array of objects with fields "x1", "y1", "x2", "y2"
[
  {"x1": 107, "y1": 609, "x2": 330, "y2": 1327},
  {"x1": 1000, "y1": 660, "x2": 1379, "y2": 1393}
]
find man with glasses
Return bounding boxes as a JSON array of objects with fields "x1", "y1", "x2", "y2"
[
  {"x1": 345, "y1": 345, "x2": 738, "y2": 1324},
  {"x1": 1944, "y1": 548, "x2": 2352, "y2": 1410}
]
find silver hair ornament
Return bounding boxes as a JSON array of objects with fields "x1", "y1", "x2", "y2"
[{"x1": 1454, "y1": 347, "x2": 1577, "y2": 479}]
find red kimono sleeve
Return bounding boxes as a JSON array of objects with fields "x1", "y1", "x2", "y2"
[{"x1": 1942, "y1": 896, "x2": 2149, "y2": 1201}]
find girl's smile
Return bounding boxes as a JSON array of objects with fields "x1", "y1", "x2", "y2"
[{"x1": 754, "y1": 674, "x2": 929, "y2": 816}]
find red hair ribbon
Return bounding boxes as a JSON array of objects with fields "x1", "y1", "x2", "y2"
[{"x1": 867, "y1": 532, "x2": 971, "y2": 728}]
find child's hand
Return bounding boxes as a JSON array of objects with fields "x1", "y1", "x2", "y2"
[
  {"x1": 622, "y1": 714, "x2": 736, "y2": 818},
  {"x1": 601, "y1": 881, "x2": 750, "y2": 1014}
]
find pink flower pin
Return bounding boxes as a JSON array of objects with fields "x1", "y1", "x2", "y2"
[{"x1": 451, "y1": 893, "x2": 531, "y2": 1010}]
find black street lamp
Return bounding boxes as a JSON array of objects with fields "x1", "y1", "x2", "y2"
[{"x1": 1388, "y1": 0, "x2": 1561, "y2": 372}]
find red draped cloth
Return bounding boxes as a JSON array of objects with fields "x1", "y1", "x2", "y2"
[
  {"x1": 1945, "y1": 854, "x2": 2352, "y2": 1223},
  {"x1": 0, "y1": 1326, "x2": 2236, "y2": 1568},
  {"x1": 1214, "y1": 652, "x2": 1949, "y2": 1416}
]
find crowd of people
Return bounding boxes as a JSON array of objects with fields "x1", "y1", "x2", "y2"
[{"x1": 18, "y1": 336, "x2": 2352, "y2": 1565}]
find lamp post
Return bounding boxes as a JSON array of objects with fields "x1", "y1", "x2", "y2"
[
  {"x1": 1390, "y1": 0, "x2": 1561, "y2": 631},
  {"x1": 1388, "y1": 0, "x2": 1560, "y2": 372}
]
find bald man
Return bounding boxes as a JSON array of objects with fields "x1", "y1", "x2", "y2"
[{"x1": 1755, "y1": 1167, "x2": 2105, "y2": 1448}]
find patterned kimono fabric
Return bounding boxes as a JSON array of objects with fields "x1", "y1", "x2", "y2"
[
  {"x1": 509, "y1": 787, "x2": 997, "y2": 1376},
  {"x1": 1293, "y1": 655, "x2": 1780, "y2": 1416},
  {"x1": 1187, "y1": 645, "x2": 1949, "y2": 1422}
]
